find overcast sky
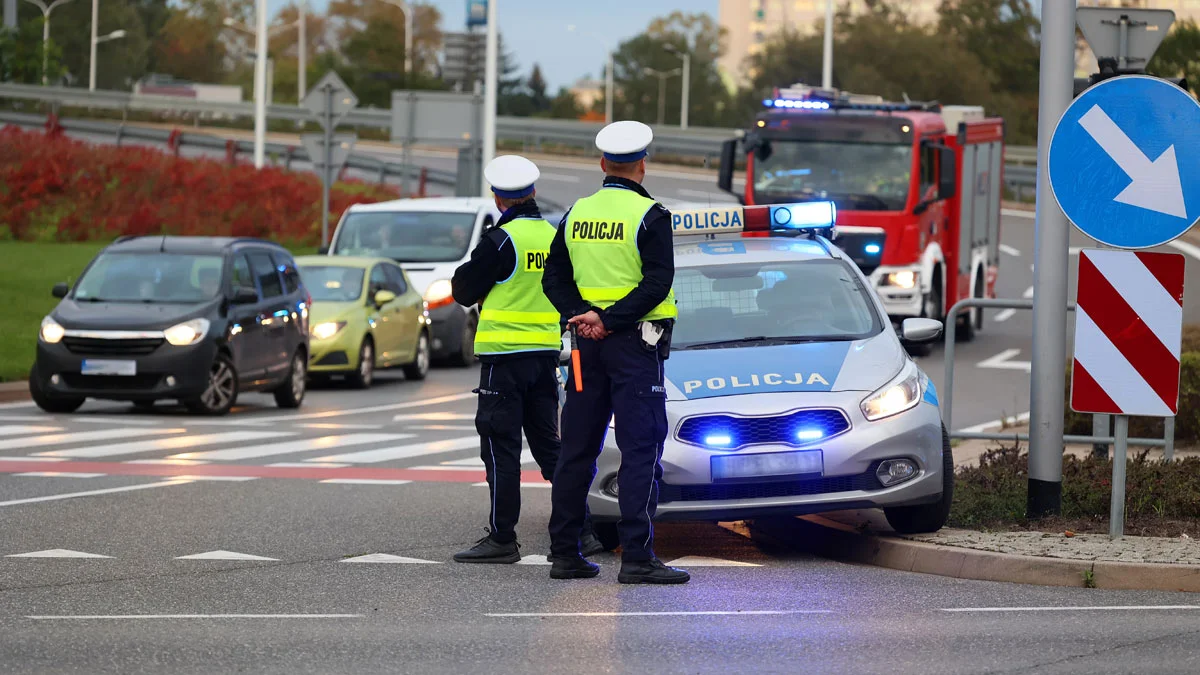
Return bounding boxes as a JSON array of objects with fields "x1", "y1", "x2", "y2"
[{"x1": 278, "y1": 0, "x2": 719, "y2": 90}]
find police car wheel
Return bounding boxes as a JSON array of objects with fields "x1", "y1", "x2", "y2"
[
  {"x1": 883, "y1": 425, "x2": 954, "y2": 534},
  {"x1": 592, "y1": 522, "x2": 620, "y2": 551}
]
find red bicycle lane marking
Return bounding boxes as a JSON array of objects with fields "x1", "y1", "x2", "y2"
[{"x1": 0, "y1": 460, "x2": 550, "y2": 485}]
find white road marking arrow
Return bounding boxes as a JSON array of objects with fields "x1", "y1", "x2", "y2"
[
  {"x1": 340, "y1": 553, "x2": 440, "y2": 564},
  {"x1": 6, "y1": 549, "x2": 112, "y2": 558},
  {"x1": 665, "y1": 556, "x2": 762, "y2": 567},
  {"x1": 175, "y1": 550, "x2": 278, "y2": 561},
  {"x1": 1078, "y1": 104, "x2": 1187, "y2": 219},
  {"x1": 977, "y1": 349, "x2": 1032, "y2": 372}
]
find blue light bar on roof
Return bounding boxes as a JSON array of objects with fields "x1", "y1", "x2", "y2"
[
  {"x1": 763, "y1": 98, "x2": 831, "y2": 110},
  {"x1": 769, "y1": 201, "x2": 837, "y2": 231}
]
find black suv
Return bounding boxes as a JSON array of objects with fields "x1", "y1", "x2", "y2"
[{"x1": 31, "y1": 236, "x2": 311, "y2": 416}]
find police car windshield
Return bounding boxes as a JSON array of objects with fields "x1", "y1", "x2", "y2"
[
  {"x1": 753, "y1": 140, "x2": 912, "y2": 211},
  {"x1": 332, "y1": 212, "x2": 476, "y2": 263},
  {"x1": 672, "y1": 259, "x2": 881, "y2": 350}
]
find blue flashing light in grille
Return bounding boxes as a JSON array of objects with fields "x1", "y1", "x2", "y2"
[
  {"x1": 864, "y1": 243, "x2": 882, "y2": 255},
  {"x1": 678, "y1": 409, "x2": 850, "y2": 450},
  {"x1": 795, "y1": 428, "x2": 824, "y2": 441},
  {"x1": 704, "y1": 434, "x2": 733, "y2": 448}
]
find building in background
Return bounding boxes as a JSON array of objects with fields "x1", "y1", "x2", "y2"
[{"x1": 569, "y1": 78, "x2": 604, "y2": 113}]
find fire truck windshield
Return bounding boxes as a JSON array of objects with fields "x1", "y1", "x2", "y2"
[{"x1": 753, "y1": 140, "x2": 912, "y2": 211}]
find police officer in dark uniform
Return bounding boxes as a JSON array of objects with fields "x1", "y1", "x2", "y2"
[
  {"x1": 451, "y1": 155, "x2": 602, "y2": 563},
  {"x1": 542, "y1": 122, "x2": 690, "y2": 584}
]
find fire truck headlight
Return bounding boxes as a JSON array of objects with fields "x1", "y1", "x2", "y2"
[{"x1": 884, "y1": 271, "x2": 918, "y2": 289}]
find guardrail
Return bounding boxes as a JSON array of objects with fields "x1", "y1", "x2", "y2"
[
  {"x1": 0, "y1": 110, "x2": 457, "y2": 191},
  {"x1": 1, "y1": 83, "x2": 1038, "y2": 182}
]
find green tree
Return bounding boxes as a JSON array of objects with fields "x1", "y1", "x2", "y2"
[
  {"x1": 0, "y1": 20, "x2": 63, "y2": 84},
  {"x1": 546, "y1": 86, "x2": 583, "y2": 119},
  {"x1": 152, "y1": 9, "x2": 227, "y2": 83},
  {"x1": 1148, "y1": 18, "x2": 1200, "y2": 93},
  {"x1": 527, "y1": 63, "x2": 549, "y2": 113}
]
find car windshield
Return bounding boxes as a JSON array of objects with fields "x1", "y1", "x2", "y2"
[
  {"x1": 332, "y1": 211, "x2": 476, "y2": 262},
  {"x1": 73, "y1": 252, "x2": 224, "y2": 304},
  {"x1": 672, "y1": 259, "x2": 881, "y2": 350},
  {"x1": 298, "y1": 265, "x2": 365, "y2": 302},
  {"x1": 754, "y1": 140, "x2": 913, "y2": 211}
]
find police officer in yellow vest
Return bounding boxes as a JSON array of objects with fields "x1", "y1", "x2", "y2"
[
  {"x1": 451, "y1": 155, "x2": 604, "y2": 563},
  {"x1": 542, "y1": 122, "x2": 689, "y2": 584}
]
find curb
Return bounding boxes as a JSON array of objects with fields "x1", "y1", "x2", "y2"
[
  {"x1": 0, "y1": 381, "x2": 30, "y2": 404},
  {"x1": 749, "y1": 515, "x2": 1200, "y2": 593}
]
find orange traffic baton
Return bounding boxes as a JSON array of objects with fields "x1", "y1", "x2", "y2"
[{"x1": 570, "y1": 325, "x2": 583, "y2": 393}]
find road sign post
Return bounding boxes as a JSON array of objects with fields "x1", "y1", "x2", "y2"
[
  {"x1": 1027, "y1": 0, "x2": 1077, "y2": 518},
  {"x1": 302, "y1": 71, "x2": 358, "y2": 248}
]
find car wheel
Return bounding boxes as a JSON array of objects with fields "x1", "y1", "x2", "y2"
[
  {"x1": 346, "y1": 339, "x2": 375, "y2": 390},
  {"x1": 883, "y1": 425, "x2": 954, "y2": 534},
  {"x1": 591, "y1": 521, "x2": 620, "y2": 552},
  {"x1": 28, "y1": 365, "x2": 85, "y2": 414},
  {"x1": 185, "y1": 354, "x2": 238, "y2": 416},
  {"x1": 446, "y1": 315, "x2": 477, "y2": 367},
  {"x1": 402, "y1": 331, "x2": 431, "y2": 381},
  {"x1": 273, "y1": 351, "x2": 307, "y2": 409}
]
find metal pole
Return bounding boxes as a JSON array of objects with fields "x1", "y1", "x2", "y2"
[
  {"x1": 481, "y1": 0, "x2": 497, "y2": 196},
  {"x1": 4, "y1": 0, "x2": 15, "y2": 30},
  {"x1": 404, "y1": 3, "x2": 413, "y2": 84},
  {"x1": 298, "y1": 0, "x2": 306, "y2": 101},
  {"x1": 605, "y1": 51, "x2": 614, "y2": 125},
  {"x1": 321, "y1": 84, "x2": 332, "y2": 247},
  {"x1": 1117, "y1": 16, "x2": 1129, "y2": 70},
  {"x1": 1110, "y1": 414, "x2": 1128, "y2": 538},
  {"x1": 1092, "y1": 413, "x2": 1110, "y2": 458},
  {"x1": 821, "y1": 0, "x2": 833, "y2": 89},
  {"x1": 1164, "y1": 417, "x2": 1176, "y2": 461},
  {"x1": 267, "y1": 57, "x2": 274, "y2": 106},
  {"x1": 680, "y1": 52, "x2": 690, "y2": 129},
  {"x1": 1026, "y1": 0, "x2": 1076, "y2": 518},
  {"x1": 252, "y1": 0, "x2": 267, "y2": 168},
  {"x1": 657, "y1": 73, "x2": 666, "y2": 126},
  {"x1": 88, "y1": 0, "x2": 97, "y2": 91},
  {"x1": 41, "y1": 7, "x2": 49, "y2": 85}
]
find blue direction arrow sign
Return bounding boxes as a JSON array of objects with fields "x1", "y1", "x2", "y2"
[{"x1": 1048, "y1": 75, "x2": 1200, "y2": 249}]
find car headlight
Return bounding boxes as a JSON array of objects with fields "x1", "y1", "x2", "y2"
[
  {"x1": 164, "y1": 318, "x2": 211, "y2": 346},
  {"x1": 311, "y1": 321, "x2": 346, "y2": 340},
  {"x1": 424, "y1": 279, "x2": 454, "y2": 310},
  {"x1": 884, "y1": 271, "x2": 918, "y2": 289},
  {"x1": 860, "y1": 363, "x2": 922, "y2": 421},
  {"x1": 40, "y1": 317, "x2": 65, "y2": 344}
]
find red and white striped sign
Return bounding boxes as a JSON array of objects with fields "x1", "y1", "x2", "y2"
[{"x1": 1071, "y1": 249, "x2": 1185, "y2": 416}]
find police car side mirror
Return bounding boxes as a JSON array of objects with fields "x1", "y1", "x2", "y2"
[{"x1": 901, "y1": 318, "x2": 943, "y2": 344}]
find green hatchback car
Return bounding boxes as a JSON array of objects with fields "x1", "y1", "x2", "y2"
[{"x1": 295, "y1": 256, "x2": 432, "y2": 387}]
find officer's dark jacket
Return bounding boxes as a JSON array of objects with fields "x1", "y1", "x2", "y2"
[
  {"x1": 451, "y1": 199, "x2": 559, "y2": 362},
  {"x1": 542, "y1": 176, "x2": 675, "y2": 334}
]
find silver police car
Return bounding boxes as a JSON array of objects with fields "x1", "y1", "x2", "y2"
[{"x1": 586, "y1": 227, "x2": 951, "y2": 548}]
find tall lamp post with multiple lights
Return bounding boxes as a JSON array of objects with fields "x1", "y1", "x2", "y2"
[
  {"x1": 89, "y1": 0, "x2": 127, "y2": 91},
  {"x1": 372, "y1": 0, "x2": 415, "y2": 84},
  {"x1": 23, "y1": 0, "x2": 74, "y2": 86},
  {"x1": 642, "y1": 66, "x2": 681, "y2": 127},
  {"x1": 662, "y1": 43, "x2": 690, "y2": 129}
]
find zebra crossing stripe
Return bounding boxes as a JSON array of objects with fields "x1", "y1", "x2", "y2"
[
  {"x1": 0, "y1": 428, "x2": 182, "y2": 452},
  {"x1": 172, "y1": 433, "x2": 416, "y2": 462},
  {"x1": 39, "y1": 431, "x2": 293, "y2": 459},
  {"x1": 308, "y1": 436, "x2": 480, "y2": 464}
]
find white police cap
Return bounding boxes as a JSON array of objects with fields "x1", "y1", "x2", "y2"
[
  {"x1": 596, "y1": 120, "x2": 654, "y2": 163},
  {"x1": 485, "y1": 155, "x2": 540, "y2": 199}
]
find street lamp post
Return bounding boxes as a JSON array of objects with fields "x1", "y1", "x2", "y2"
[
  {"x1": 821, "y1": 0, "x2": 833, "y2": 89},
  {"x1": 663, "y1": 43, "x2": 690, "y2": 129},
  {"x1": 88, "y1": 28, "x2": 125, "y2": 91},
  {"x1": 297, "y1": 0, "x2": 306, "y2": 101},
  {"x1": 568, "y1": 24, "x2": 613, "y2": 124},
  {"x1": 23, "y1": 0, "x2": 75, "y2": 86},
  {"x1": 643, "y1": 67, "x2": 681, "y2": 127}
]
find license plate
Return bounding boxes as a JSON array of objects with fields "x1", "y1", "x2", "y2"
[
  {"x1": 711, "y1": 450, "x2": 823, "y2": 481},
  {"x1": 81, "y1": 360, "x2": 137, "y2": 376}
]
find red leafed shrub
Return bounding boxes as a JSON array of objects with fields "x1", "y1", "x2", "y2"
[{"x1": 0, "y1": 126, "x2": 402, "y2": 245}]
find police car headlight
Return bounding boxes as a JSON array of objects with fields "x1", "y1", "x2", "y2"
[
  {"x1": 884, "y1": 271, "x2": 918, "y2": 289},
  {"x1": 861, "y1": 364, "x2": 922, "y2": 421},
  {"x1": 424, "y1": 279, "x2": 454, "y2": 310}
]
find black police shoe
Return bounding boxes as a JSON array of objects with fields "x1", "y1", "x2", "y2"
[
  {"x1": 549, "y1": 556, "x2": 601, "y2": 579},
  {"x1": 453, "y1": 534, "x2": 520, "y2": 564},
  {"x1": 580, "y1": 531, "x2": 605, "y2": 558},
  {"x1": 618, "y1": 558, "x2": 690, "y2": 584}
]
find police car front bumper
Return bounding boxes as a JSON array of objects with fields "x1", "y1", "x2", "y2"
[{"x1": 586, "y1": 390, "x2": 944, "y2": 522}]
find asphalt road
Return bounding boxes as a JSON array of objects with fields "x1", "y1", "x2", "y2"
[{"x1": 2, "y1": 375, "x2": 1200, "y2": 674}]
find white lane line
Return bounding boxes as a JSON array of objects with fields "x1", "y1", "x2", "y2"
[
  {"x1": 7, "y1": 549, "x2": 111, "y2": 558},
  {"x1": 309, "y1": 435, "x2": 480, "y2": 464},
  {"x1": 392, "y1": 412, "x2": 474, "y2": 422},
  {"x1": 300, "y1": 423, "x2": 385, "y2": 431},
  {"x1": 39, "y1": 431, "x2": 292, "y2": 459},
  {"x1": 0, "y1": 428, "x2": 182, "y2": 452},
  {"x1": 0, "y1": 456, "x2": 67, "y2": 463},
  {"x1": 405, "y1": 425, "x2": 479, "y2": 431},
  {"x1": 124, "y1": 458, "x2": 210, "y2": 466},
  {"x1": 1022, "y1": 286, "x2": 1034, "y2": 299},
  {"x1": 539, "y1": 171, "x2": 581, "y2": 183},
  {"x1": 487, "y1": 610, "x2": 830, "y2": 617},
  {"x1": 1001, "y1": 208, "x2": 1034, "y2": 219},
  {"x1": 319, "y1": 478, "x2": 412, "y2": 485},
  {"x1": 407, "y1": 465, "x2": 475, "y2": 471},
  {"x1": 993, "y1": 308, "x2": 1017, "y2": 322},
  {"x1": 998, "y1": 244, "x2": 1021, "y2": 257},
  {"x1": 172, "y1": 433, "x2": 415, "y2": 462},
  {"x1": 170, "y1": 475, "x2": 258, "y2": 482},
  {"x1": 208, "y1": 392, "x2": 477, "y2": 425},
  {"x1": 68, "y1": 418, "x2": 170, "y2": 426},
  {"x1": 26, "y1": 614, "x2": 363, "y2": 620},
  {"x1": 269, "y1": 462, "x2": 350, "y2": 468},
  {"x1": 0, "y1": 479, "x2": 191, "y2": 507},
  {"x1": 442, "y1": 449, "x2": 534, "y2": 467},
  {"x1": 13, "y1": 472, "x2": 105, "y2": 478},
  {"x1": 977, "y1": 349, "x2": 1032, "y2": 372},
  {"x1": 471, "y1": 481, "x2": 549, "y2": 488},
  {"x1": 0, "y1": 401, "x2": 35, "y2": 410},
  {"x1": 955, "y1": 412, "x2": 1030, "y2": 434},
  {"x1": 0, "y1": 426, "x2": 60, "y2": 437},
  {"x1": 942, "y1": 606, "x2": 1200, "y2": 613}
]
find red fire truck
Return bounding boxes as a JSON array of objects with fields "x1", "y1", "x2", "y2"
[{"x1": 717, "y1": 85, "x2": 1005, "y2": 351}]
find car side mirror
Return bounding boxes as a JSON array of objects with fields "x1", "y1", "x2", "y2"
[
  {"x1": 374, "y1": 289, "x2": 397, "y2": 307},
  {"x1": 901, "y1": 318, "x2": 943, "y2": 344},
  {"x1": 52, "y1": 282, "x2": 69, "y2": 299},
  {"x1": 231, "y1": 287, "x2": 259, "y2": 305}
]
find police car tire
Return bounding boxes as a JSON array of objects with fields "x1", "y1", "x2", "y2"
[
  {"x1": 883, "y1": 426, "x2": 954, "y2": 534},
  {"x1": 592, "y1": 521, "x2": 621, "y2": 552}
]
